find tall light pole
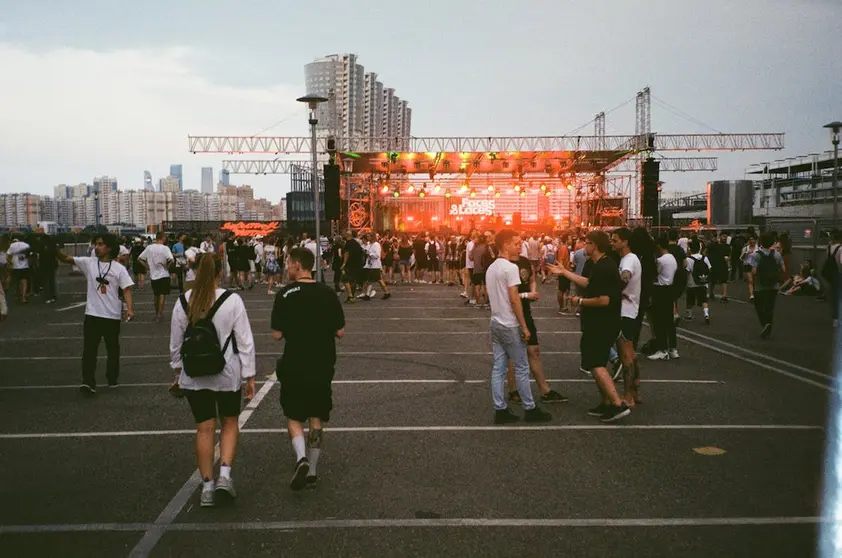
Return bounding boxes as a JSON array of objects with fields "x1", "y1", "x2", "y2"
[
  {"x1": 825, "y1": 122, "x2": 841, "y2": 229},
  {"x1": 657, "y1": 180, "x2": 664, "y2": 229},
  {"x1": 297, "y1": 94, "x2": 328, "y2": 282}
]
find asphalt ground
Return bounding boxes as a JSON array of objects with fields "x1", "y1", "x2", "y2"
[{"x1": 0, "y1": 269, "x2": 834, "y2": 557}]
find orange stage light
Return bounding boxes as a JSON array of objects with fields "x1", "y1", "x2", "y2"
[
  {"x1": 469, "y1": 189, "x2": 477, "y2": 198},
  {"x1": 445, "y1": 189, "x2": 452, "y2": 198}
]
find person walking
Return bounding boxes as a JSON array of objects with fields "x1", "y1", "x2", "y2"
[
  {"x1": 138, "y1": 232, "x2": 175, "y2": 322},
  {"x1": 55, "y1": 233, "x2": 135, "y2": 394},
  {"x1": 750, "y1": 231, "x2": 786, "y2": 338},
  {"x1": 169, "y1": 253, "x2": 256, "y2": 507}
]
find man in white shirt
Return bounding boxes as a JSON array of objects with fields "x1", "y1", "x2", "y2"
[
  {"x1": 610, "y1": 228, "x2": 643, "y2": 406},
  {"x1": 685, "y1": 238, "x2": 712, "y2": 324},
  {"x1": 462, "y1": 231, "x2": 477, "y2": 300},
  {"x1": 7, "y1": 235, "x2": 32, "y2": 304},
  {"x1": 56, "y1": 233, "x2": 134, "y2": 394},
  {"x1": 200, "y1": 235, "x2": 215, "y2": 254},
  {"x1": 360, "y1": 233, "x2": 391, "y2": 301},
  {"x1": 485, "y1": 229, "x2": 551, "y2": 424},
  {"x1": 649, "y1": 235, "x2": 679, "y2": 361},
  {"x1": 138, "y1": 231, "x2": 174, "y2": 322}
]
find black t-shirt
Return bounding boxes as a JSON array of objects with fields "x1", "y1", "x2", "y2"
[
  {"x1": 344, "y1": 239, "x2": 364, "y2": 270},
  {"x1": 582, "y1": 255, "x2": 622, "y2": 335},
  {"x1": 515, "y1": 257, "x2": 534, "y2": 317},
  {"x1": 413, "y1": 238, "x2": 427, "y2": 258},
  {"x1": 707, "y1": 242, "x2": 729, "y2": 265},
  {"x1": 271, "y1": 281, "x2": 345, "y2": 376}
]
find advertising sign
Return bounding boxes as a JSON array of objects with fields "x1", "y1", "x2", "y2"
[
  {"x1": 449, "y1": 198, "x2": 495, "y2": 216},
  {"x1": 221, "y1": 221, "x2": 281, "y2": 237}
]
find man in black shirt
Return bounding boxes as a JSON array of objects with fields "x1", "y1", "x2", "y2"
[
  {"x1": 505, "y1": 254, "x2": 568, "y2": 404},
  {"x1": 272, "y1": 247, "x2": 345, "y2": 491},
  {"x1": 550, "y1": 230, "x2": 629, "y2": 422},
  {"x1": 706, "y1": 232, "x2": 731, "y2": 302},
  {"x1": 341, "y1": 231, "x2": 365, "y2": 303}
]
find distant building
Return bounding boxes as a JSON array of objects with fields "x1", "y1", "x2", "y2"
[
  {"x1": 53, "y1": 184, "x2": 72, "y2": 200},
  {"x1": 220, "y1": 169, "x2": 230, "y2": 186},
  {"x1": 159, "y1": 176, "x2": 181, "y2": 193},
  {"x1": 93, "y1": 176, "x2": 118, "y2": 193},
  {"x1": 749, "y1": 151, "x2": 840, "y2": 219},
  {"x1": 144, "y1": 170, "x2": 154, "y2": 191},
  {"x1": 170, "y1": 164, "x2": 183, "y2": 188},
  {"x1": 201, "y1": 167, "x2": 214, "y2": 194}
]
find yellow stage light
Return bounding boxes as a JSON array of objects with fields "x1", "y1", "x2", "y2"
[
  {"x1": 407, "y1": 185, "x2": 415, "y2": 193},
  {"x1": 469, "y1": 189, "x2": 477, "y2": 198},
  {"x1": 540, "y1": 183, "x2": 547, "y2": 191},
  {"x1": 434, "y1": 183, "x2": 442, "y2": 193},
  {"x1": 393, "y1": 191, "x2": 400, "y2": 198},
  {"x1": 487, "y1": 184, "x2": 495, "y2": 192},
  {"x1": 514, "y1": 184, "x2": 521, "y2": 192},
  {"x1": 444, "y1": 189, "x2": 452, "y2": 198}
]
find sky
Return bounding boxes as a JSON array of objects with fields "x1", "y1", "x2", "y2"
[{"x1": 1, "y1": 0, "x2": 840, "y2": 203}]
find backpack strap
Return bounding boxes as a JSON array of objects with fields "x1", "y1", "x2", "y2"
[
  {"x1": 179, "y1": 294, "x2": 188, "y2": 313},
  {"x1": 205, "y1": 290, "x2": 234, "y2": 321}
]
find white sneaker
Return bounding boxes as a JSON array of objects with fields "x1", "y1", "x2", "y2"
[
  {"x1": 215, "y1": 476, "x2": 237, "y2": 501},
  {"x1": 200, "y1": 486, "x2": 215, "y2": 507},
  {"x1": 669, "y1": 349, "x2": 680, "y2": 360},
  {"x1": 647, "y1": 350, "x2": 670, "y2": 361}
]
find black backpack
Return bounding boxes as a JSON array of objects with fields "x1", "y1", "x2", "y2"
[
  {"x1": 179, "y1": 291, "x2": 238, "y2": 378},
  {"x1": 755, "y1": 250, "x2": 780, "y2": 289},
  {"x1": 690, "y1": 255, "x2": 710, "y2": 286},
  {"x1": 821, "y1": 245, "x2": 841, "y2": 285}
]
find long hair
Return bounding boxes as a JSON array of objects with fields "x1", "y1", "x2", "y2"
[{"x1": 188, "y1": 253, "x2": 222, "y2": 325}]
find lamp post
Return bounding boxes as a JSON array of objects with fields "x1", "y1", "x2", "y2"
[
  {"x1": 297, "y1": 94, "x2": 328, "y2": 282},
  {"x1": 825, "y1": 122, "x2": 841, "y2": 229},
  {"x1": 656, "y1": 181, "x2": 664, "y2": 229}
]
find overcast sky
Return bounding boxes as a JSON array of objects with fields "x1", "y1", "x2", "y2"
[{"x1": 1, "y1": 0, "x2": 839, "y2": 202}]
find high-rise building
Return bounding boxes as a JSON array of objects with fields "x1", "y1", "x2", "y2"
[
  {"x1": 73, "y1": 183, "x2": 90, "y2": 199},
  {"x1": 170, "y1": 164, "x2": 183, "y2": 188},
  {"x1": 305, "y1": 54, "x2": 409, "y2": 142},
  {"x1": 201, "y1": 167, "x2": 214, "y2": 194},
  {"x1": 93, "y1": 176, "x2": 118, "y2": 193},
  {"x1": 159, "y1": 176, "x2": 181, "y2": 193},
  {"x1": 53, "y1": 184, "x2": 72, "y2": 200},
  {"x1": 220, "y1": 169, "x2": 230, "y2": 186},
  {"x1": 144, "y1": 171, "x2": 154, "y2": 191}
]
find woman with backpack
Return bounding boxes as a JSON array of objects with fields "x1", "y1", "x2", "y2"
[{"x1": 169, "y1": 253, "x2": 256, "y2": 508}]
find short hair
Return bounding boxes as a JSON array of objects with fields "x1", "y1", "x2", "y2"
[
  {"x1": 759, "y1": 231, "x2": 775, "y2": 249},
  {"x1": 612, "y1": 227, "x2": 632, "y2": 242},
  {"x1": 586, "y1": 230, "x2": 611, "y2": 254},
  {"x1": 156, "y1": 231, "x2": 166, "y2": 240},
  {"x1": 93, "y1": 233, "x2": 120, "y2": 259},
  {"x1": 656, "y1": 234, "x2": 670, "y2": 250},
  {"x1": 668, "y1": 229, "x2": 678, "y2": 242},
  {"x1": 495, "y1": 229, "x2": 519, "y2": 250},
  {"x1": 689, "y1": 239, "x2": 701, "y2": 253},
  {"x1": 288, "y1": 247, "x2": 315, "y2": 271}
]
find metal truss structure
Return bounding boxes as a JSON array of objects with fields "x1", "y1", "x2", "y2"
[
  {"x1": 222, "y1": 159, "x2": 314, "y2": 175},
  {"x1": 612, "y1": 157, "x2": 718, "y2": 173}
]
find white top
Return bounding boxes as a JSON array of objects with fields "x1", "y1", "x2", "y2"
[
  {"x1": 527, "y1": 238, "x2": 540, "y2": 260},
  {"x1": 655, "y1": 253, "x2": 678, "y2": 286},
  {"x1": 139, "y1": 243, "x2": 174, "y2": 281},
  {"x1": 365, "y1": 241, "x2": 382, "y2": 270},
  {"x1": 520, "y1": 241, "x2": 529, "y2": 258},
  {"x1": 485, "y1": 257, "x2": 521, "y2": 327},
  {"x1": 254, "y1": 242, "x2": 264, "y2": 263},
  {"x1": 466, "y1": 240, "x2": 475, "y2": 269},
  {"x1": 304, "y1": 239, "x2": 318, "y2": 271},
  {"x1": 0, "y1": 250, "x2": 6, "y2": 265},
  {"x1": 677, "y1": 237, "x2": 689, "y2": 253},
  {"x1": 619, "y1": 252, "x2": 642, "y2": 319},
  {"x1": 8, "y1": 242, "x2": 30, "y2": 269},
  {"x1": 200, "y1": 241, "x2": 215, "y2": 253},
  {"x1": 686, "y1": 253, "x2": 713, "y2": 289},
  {"x1": 73, "y1": 257, "x2": 134, "y2": 320},
  {"x1": 170, "y1": 288, "x2": 256, "y2": 391},
  {"x1": 184, "y1": 247, "x2": 200, "y2": 282}
]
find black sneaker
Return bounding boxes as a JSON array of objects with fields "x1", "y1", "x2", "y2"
[
  {"x1": 600, "y1": 403, "x2": 631, "y2": 423},
  {"x1": 494, "y1": 407, "x2": 520, "y2": 425},
  {"x1": 540, "y1": 390, "x2": 569, "y2": 403},
  {"x1": 108, "y1": 382, "x2": 119, "y2": 389},
  {"x1": 305, "y1": 475, "x2": 318, "y2": 490},
  {"x1": 290, "y1": 457, "x2": 310, "y2": 491},
  {"x1": 79, "y1": 384, "x2": 96, "y2": 395},
  {"x1": 382, "y1": 292, "x2": 391, "y2": 300},
  {"x1": 761, "y1": 323, "x2": 772, "y2": 338},
  {"x1": 508, "y1": 391, "x2": 522, "y2": 403},
  {"x1": 705, "y1": 315, "x2": 710, "y2": 325},
  {"x1": 360, "y1": 295, "x2": 371, "y2": 301},
  {"x1": 720, "y1": 296, "x2": 729, "y2": 303},
  {"x1": 587, "y1": 403, "x2": 609, "y2": 417},
  {"x1": 524, "y1": 407, "x2": 552, "y2": 423}
]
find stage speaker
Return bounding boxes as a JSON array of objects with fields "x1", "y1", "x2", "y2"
[
  {"x1": 323, "y1": 164, "x2": 340, "y2": 220},
  {"x1": 641, "y1": 159, "x2": 660, "y2": 219},
  {"x1": 512, "y1": 212, "x2": 522, "y2": 230}
]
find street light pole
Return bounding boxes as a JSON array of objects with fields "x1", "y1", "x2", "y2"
[
  {"x1": 825, "y1": 122, "x2": 841, "y2": 229},
  {"x1": 657, "y1": 181, "x2": 664, "y2": 229},
  {"x1": 298, "y1": 94, "x2": 328, "y2": 283}
]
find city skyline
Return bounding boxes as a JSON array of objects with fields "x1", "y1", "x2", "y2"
[{"x1": 1, "y1": 0, "x2": 840, "y2": 203}]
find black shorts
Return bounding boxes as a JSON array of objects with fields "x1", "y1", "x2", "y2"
[
  {"x1": 580, "y1": 330, "x2": 619, "y2": 371},
  {"x1": 279, "y1": 376, "x2": 334, "y2": 422},
  {"x1": 428, "y1": 259, "x2": 439, "y2": 271},
  {"x1": 710, "y1": 267, "x2": 728, "y2": 285},
  {"x1": 344, "y1": 267, "x2": 362, "y2": 285},
  {"x1": 366, "y1": 268, "x2": 382, "y2": 282},
  {"x1": 525, "y1": 314, "x2": 539, "y2": 346},
  {"x1": 471, "y1": 271, "x2": 486, "y2": 286},
  {"x1": 619, "y1": 316, "x2": 642, "y2": 345},
  {"x1": 132, "y1": 263, "x2": 145, "y2": 275},
  {"x1": 686, "y1": 286, "x2": 707, "y2": 307},
  {"x1": 184, "y1": 389, "x2": 242, "y2": 423},
  {"x1": 558, "y1": 276, "x2": 571, "y2": 292},
  {"x1": 151, "y1": 277, "x2": 171, "y2": 296},
  {"x1": 12, "y1": 268, "x2": 30, "y2": 282}
]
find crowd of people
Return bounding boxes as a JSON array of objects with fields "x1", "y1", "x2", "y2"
[{"x1": 1, "y1": 222, "x2": 837, "y2": 506}]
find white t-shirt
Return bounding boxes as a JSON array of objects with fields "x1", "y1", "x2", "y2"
[
  {"x1": 200, "y1": 240, "x2": 215, "y2": 253},
  {"x1": 73, "y1": 257, "x2": 134, "y2": 320},
  {"x1": 520, "y1": 241, "x2": 529, "y2": 259},
  {"x1": 8, "y1": 242, "x2": 30, "y2": 270},
  {"x1": 254, "y1": 242, "x2": 264, "y2": 264},
  {"x1": 619, "y1": 252, "x2": 642, "y2": 319},
  {"x1": 466, "y1": 241, "x2": 475, "y2": 269},
  {"x1": 486, "y1": 257, "x2": 521, "y2": 327},
  {"x1": 304, "y1": 239, "x2": 318, "y2": 271},
  {"x1": 365, "y1": 242, "x2": 382, "y2": 270},
  {"x1": 677, "y1": 237, "x2": 689, "y2": 253},
  {"x1": 655, "y1": 253, "x2": 678, "y2": 286},
  {"x1": 184, "y1": 247, "x2": 200, "y2": 282},
  {"x1": 139, "y1": 243, "x2": 174, "y2": 281},
  {"x1": 686, "y1": 253, "x2": 713, "y2": 289}
]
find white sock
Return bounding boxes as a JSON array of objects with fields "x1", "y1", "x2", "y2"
[
  {"x1": 703, "y1": 307, "x2": 710, "y2": 318},
  {"x1": 220, "y1": 465, "x2": 231, "y2": 480},
  {"x1": 292, "y1": 435, "x2": 307, "y2": 461},
  {"x1": 308, "y1": 448, "x2": 321, "y2": 476},
  {"x1": 203, "y1": 479, "x2": 214, "y2": 491}
]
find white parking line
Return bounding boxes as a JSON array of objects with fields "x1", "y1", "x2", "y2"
[
  {"x1": 0, "y1": 351, "x2": 581, "y2": 362},
  {"x1": 0, "y1": 424, "x2": 823, "y2": 440},
  {"x1": 55, "y1": 302, "x2": 87, "y2": 312}
]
